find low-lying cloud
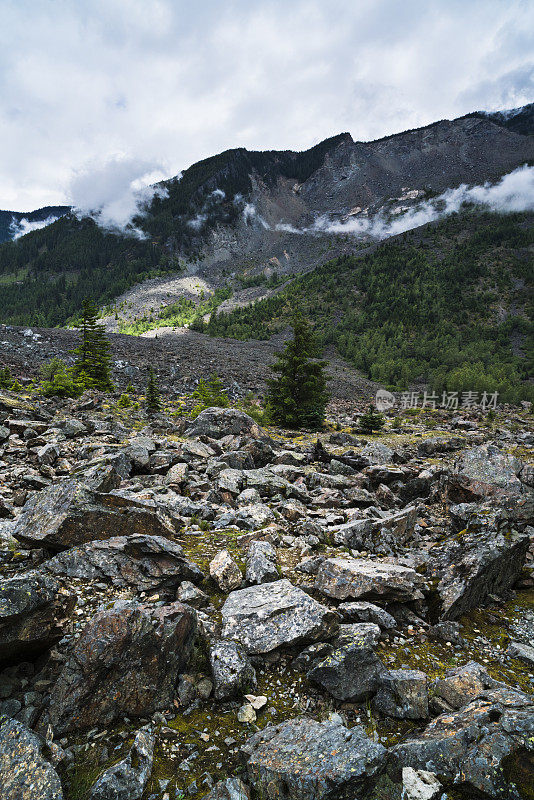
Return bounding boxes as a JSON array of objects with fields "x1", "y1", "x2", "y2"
[
  {"x1": 274, "y1": 164, "x2": 534, "y2": 240},
  {"x1": 9, "y1": 215, "x2": 60, "y2": 240},
  {"x1": 69, "y1": 157, "x2": 169, "y2": 237}
]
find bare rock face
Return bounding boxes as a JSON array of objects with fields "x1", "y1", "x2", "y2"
[
  {"x1": 209, "y1": 639, "x2": 256, "y2": 700},
  {"x1": 210, "y1": 550, "x2": 243, "y2": 592},
  {"x1": 315, "y1": 557, "x2": 425, "y2": 603},
  {"x1": 13, "y1": 480, "x2": 176, "y2": 551},
  {"x1": 241, "y1": 716, "x2": 386, "y2": 800},
  {"x1": 89, "y1": 727, "x2": 154, "y2": 800},
  {"x1": 221, "y1": 579, "x2": 339, "y2": 654},
  {"x1": 391, "y1": 686, "x2": 534, "y2": 799},
  {"x1": 185, "y1": 408, "x2": 271, "y2": 442},
  {"x1": 47, "y1": 600, "x2": 196, "y2": 734},
  {"x1": 307, "y1": 623, "x2": 386, "y2": 702},
  {"x1": 0, "y1": 716, "x2": 63, "y2": 800},
  {"x1": 429, "y1": 511, "x2": 530, "y2": 620},
  {"x1": 447, "y1": 444, "x2": 524, "y2": 503},
  {"x1": 0, "y1": 570, "x2": 76, "y2": 667},
  {"x1": 43, "y1": 534, "x2": 204, "y2": 593}
]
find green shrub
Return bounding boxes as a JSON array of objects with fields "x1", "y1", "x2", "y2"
[{"x1": 190, "y1": 374, "x2": 229, "y2": 418}]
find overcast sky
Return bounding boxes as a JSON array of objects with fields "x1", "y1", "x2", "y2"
[{"x1": 1, "y1": 0, "x2": 533, "y2": 211}]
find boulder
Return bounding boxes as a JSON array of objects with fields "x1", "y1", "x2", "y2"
[
  {"x1": 0, "y1": 716, "x2": 63, "y2": 800},
  {"x1": 0, "y1": 570, "x2": 75, "y2": 666},
  {"x1": 185, "y1": 408, "x2": 271, "y2": 442},
  {"x1": 373, "y1": 669, "x2": 429, "y2": 719},
  {"x1": 245, "y1": 540, "x2": 278, "y2": 585},
  {"x1": 210, "y1": 550, "x2": 243, "y2": 592},
  {"x1": 210, "y1": 640, "x2": 256, "y2": 700},
  {"x1": 432, "y1": 661, "x2": 498, "y2": 709},
  {"x1": 333, "y1": 506, "x2": 418, "y2": 554},
  {"x1": 241, "y1": 716, "x2": 386, "y2": 800},
  {"x1": 307, "y1": 623, "x2": 386, "y2": 702},
  {"x1": 337, "y1": 601, "x2": 396, "y2": 629},
  {"x1": 402, "y1": 768, "x2": 442, "y2": 800},
  {"x1": 43, "y1": 534, "x2": 204, "y2": 593},
  {"x1": 429, "y1": 512, "x2": 529, "y2": 620},
  {"x1": 221, "y1": 579, "x2": 339, "y2": 654},
  {"x1": 47, "y1": 600, "x2": 196, "y2": 734},
  {"x1": 89, "y1": 727, "x2": 154, "y2": 800},
  {"x1": 315, "y1": 557, "x2": 425, "y2": 603},
  {"x1": 13, "y1": 480, "x2": 176, "y2": 551},
  {"x1": 201, "y1": 778, "x2": 251, "y2": 799},
  {"x1": 391, "y1": 686, "x2": 534, "y2": 799},
  {"x1": 447, "y1": 444, "x2": 524, "y2": 503}
]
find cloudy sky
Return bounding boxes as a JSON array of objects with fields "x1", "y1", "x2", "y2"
[{"x1": 1, "y1": 0, "x2": 533, "y2": 211}]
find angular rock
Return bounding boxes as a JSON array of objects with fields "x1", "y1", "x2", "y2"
[
  {"x1": 47, "y1": 600, "x2": 196, "y2": 734},
  {"x1": 432, "y1": 661, "x2": 498, "y2": 709},
  {"x1": 373, "y1": 669, "x2": 429, "y2": 719},
  {"x1": 333, "y1": 506, "x2": 417, "y2": 553},
  {"x1": 448, "y1": 443, "x2": 524, "y2": 503},
  {"x1": 307, "y1": 623, "x2": 386, "y2": 702},
  {"x1": 43, "y1": 534, "x2": 204, "y2": 593},
  {"x1": 201, "y1": 778, "x2": 251, "y2": 800},
  {"x1": 210, "y1": 640, "x2": 256, "y2": 700},
  {"x1": 241, "y1": 716, "x2": 386, "y2": 800},
  {"x1": 13, "y1": 480, "x2": 176, "y2": 551},
  {"x1": 245, "y1": 540, "x2": 278, "y2": 585},
  {"x1": 391, "y1": 686, "x2": 534, "y2": 799},
  {"x1": 165, "y1": 462, "x2": 189, "y2": 488},
  {"x1": 186, "y1": 408, "x2": 271, "y2": 442},
  {"x1": 89, "y1": 727, "x2": 154, "y2": 800},
  {"x1": 402, "y1": 768, "x2": 442, "y2": 800},
  {"x1": 210, "y1": 550, "x2": 242, "y2": 592},
  {"x1": 338, "y1": 601, "x2": 396, "y2": 629},
  {"x1": 315, "y1": 557, "x2": 425, "y2": 603},
  {"x1": 221, "y1": 579, "x2": 339, "y2": 654},
  {"x1": 429, "y1": 512, "x2": 529, "y2": 620},
  {"x1": 0, "y1": 716, "x2": 63, "y2": 800},
  {"x1": 0, "y1": 570, "x2": 75, "y2": 666}
]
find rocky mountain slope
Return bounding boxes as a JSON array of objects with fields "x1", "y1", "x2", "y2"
[
  {"x1": 0, "y1": 106, "x2": 532, "y2": 327},
  {"x1": 0, "y1": 383, "x2": 532, "y2": 800}
]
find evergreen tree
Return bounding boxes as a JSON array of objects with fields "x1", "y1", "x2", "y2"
[
  {"x1": 73, "y1": 299, "x2": 114, "y2": 391},
  {"x1": 266, "y1": 314, "x2": 329, "y2": 429},
  {"x1": 145, "y1": 367, "x2": 162, "y2": 415},
  {"x1": 358, "y1": 404, "x2": 385, "y2": 434}
]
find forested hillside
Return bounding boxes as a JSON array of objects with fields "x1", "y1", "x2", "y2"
[{"x1": 196, "y1": 212, "x2": 534, "y2": 401}]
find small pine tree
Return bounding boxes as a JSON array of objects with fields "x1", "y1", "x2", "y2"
[
  {"x1": 73, "y1": 299, "x2": 114, "y2": 391},
  {"x1": 266, "y1": 314, "x2": 329, "y2": 429},
  {"x1": 358, "y1": 404, "x2": 385, "y2": 434},
  {"x1": 0, "y1": 367, "x2": 12, "y2": 389},
  {"x1": 145, "y1": 367, "x2": 161, "y2": 415}
]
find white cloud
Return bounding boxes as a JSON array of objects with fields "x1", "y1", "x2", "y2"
[
  {"x1": 0, "y1": 0, "x2": 532, "y2": 210},
  {"x1": 68, "y1": 157, "x2": 168, "y2": 235},
  {"x1": 9, "y1": 215, "x2": 60, "y2": 239},
  {"x1": 293, "y1": 165, "x2": 534, "y2": 239}
]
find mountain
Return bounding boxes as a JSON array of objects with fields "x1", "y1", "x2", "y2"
[
  {"x1": 0, "y1": 107, "x2": 532, "y2": 327},
  {"x1": 198, "y1": 209, "x2": 533, "y2": 402},
  {"x1": 0, "y1": 205, "x2": 70, "y2": 243}
]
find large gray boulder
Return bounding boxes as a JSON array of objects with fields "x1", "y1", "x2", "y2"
[
  {"x1": 447, "y1": 443, "x2": 524, "y2": 503},
  {"x1": 13, "y1": 480, "x2": 176, "y2": 551},
  {"x1": 47, "y1": 600, "x2": 196, "y2": 734},
  {"x1": 241, "y1": 716, "x2": 386, "y2": 800},
  {"x1": 210, "y1": 640, "x2": 256, "y2": 700},
  {"x1": 0, "y1": 570, "x2": 76, "y2": 666},
  {"x1": 185, "y1": 408, "x2": 271, "y2": 441},
  {"x1": 429, "y1": 510, "x2": 530, "y2": 620},
  {"x1": 373, "y1": 669, "x2": 429, "y2": 719},
  {"x1": 307, "y1": 623, "x2": 386, "y2": 702},
  {"x1": 43, "y1": 534, "x2": 204, "y2": 593},
  {"x1": 89, "y1": 727, "x2": 154, "y2": 800},
  {"x1": 315, "y1": 557, "x2": 425, "y2": 603},
  {"x1": 245, "y1": 540, "x2": 278, "y2": 585},
  {"x1": 0, "y1": 716, "x2": 63, "y2": 800},
  {"x1": 221, "y1": 579, "x2": 339, "y2": 654},
  {"x1": 333, "y1": 506, "x2": 418, "y2": 554},
  {"x1": 201, "y1": 778, "x2": 251, "y2": 800},
  {"x1": 391, "y1": 686, "x2": 534, "y2": 799}
]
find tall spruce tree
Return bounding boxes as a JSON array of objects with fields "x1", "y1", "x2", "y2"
[
  {"x1": 73, "y1": 299, "x2": 113, "y2": 391},
  {"x1": 145, "y1": 367, "x2": 162, "y2": 415},
  {"x1": 266, "y1": 314, "x2": 329, "y2": 429}
]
